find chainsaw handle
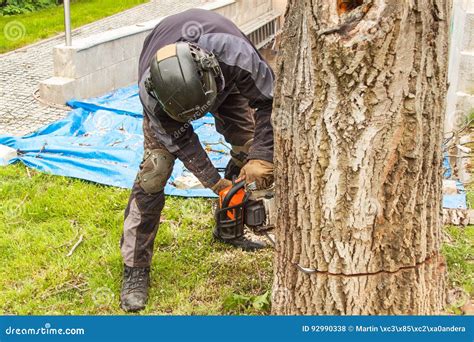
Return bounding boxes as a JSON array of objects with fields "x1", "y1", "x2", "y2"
[{"x1": 221, "y1": 180, "x2": 246, "y2": 209}]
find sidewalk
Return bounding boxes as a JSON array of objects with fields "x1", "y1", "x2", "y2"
[{"x1": 0, "y1": 0, "x2": 203, "y2": 136}]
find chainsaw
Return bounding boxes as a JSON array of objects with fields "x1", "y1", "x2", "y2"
[{"x1": 215, "y1": 180, "x2": 275, "y2": 245}]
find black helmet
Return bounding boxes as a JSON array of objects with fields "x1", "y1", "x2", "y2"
[{"x1": 145, "y1": 42, "x2": 223, "y2": 123}]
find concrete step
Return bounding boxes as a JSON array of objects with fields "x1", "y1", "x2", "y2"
[{"x1": 0, "y1": 145, "x2": 17, "y2": 166}]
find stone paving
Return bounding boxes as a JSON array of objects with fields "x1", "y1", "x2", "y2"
[{"x1": 0, "y1": 0, "x2": 204, "y2": 136}]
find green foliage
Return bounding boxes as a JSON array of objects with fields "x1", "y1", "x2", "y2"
[{"x1": 1, "y1": 0, "x2": 58, "y2": 16}]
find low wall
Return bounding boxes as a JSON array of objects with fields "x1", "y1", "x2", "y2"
[{"x1": 40, "y1": 0, "x2": 284, "y2": 104}]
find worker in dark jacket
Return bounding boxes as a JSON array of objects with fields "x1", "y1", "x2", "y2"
[{"x1": 120, "y1": 8, "x2": 275, "y2": 312}]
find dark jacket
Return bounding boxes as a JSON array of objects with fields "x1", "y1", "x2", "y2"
[{"x1": 138, "y1": 8, "x2": 274, "y2": 188}]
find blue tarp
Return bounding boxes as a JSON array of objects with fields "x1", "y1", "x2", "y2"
[
  {"x1": 0, "y1": 85, "x2": 230, "y2": 197},
  {"x1": 443, "y1": 152, "x2": 452, "y2": 179}
]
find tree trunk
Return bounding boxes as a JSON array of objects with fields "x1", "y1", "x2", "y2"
[{"x1": 272, "y1": 0, "x2": 449, "y2": 315}]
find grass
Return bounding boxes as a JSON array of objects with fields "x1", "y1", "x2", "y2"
[
  {"x1": 442, "y1": 135, "x2": 474, "y2": 313},
  {"x1": 0, "y1": 164, "x2": 273, "y2": 315},
  {"x1": 0, "y1": 0, "x2": 148, "y2": 53}
]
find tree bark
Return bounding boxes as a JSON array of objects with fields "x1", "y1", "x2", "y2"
[{"x1": 272, "y1": 0, "x2": 449, "y2": 315}]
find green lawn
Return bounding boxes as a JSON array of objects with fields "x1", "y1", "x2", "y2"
[
  {"x1": 0, "y1": 0, "x2": 148, "y2": 53},
  {"x1": 0, "y1": 164, "x2": 273, "y2": 315},
  {"x1": 0, "y1": 164, "x2": 472, "y2": 315}
]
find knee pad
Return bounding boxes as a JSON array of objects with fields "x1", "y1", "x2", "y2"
[{"x1": 138, "y1": 149, "x2": 175, "y2": 194}]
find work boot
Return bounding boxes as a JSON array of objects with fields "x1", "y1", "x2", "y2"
[
  {"x1": 120, "y1": 265, "x2": 150, "y2": 312},
  {"x1": 213, "y1": 232, "x2": 266, "y2": 251}
]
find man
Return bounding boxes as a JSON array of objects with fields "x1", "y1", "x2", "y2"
[{"x1": 120, "y1": 8, "x2": 275, "y2": 312}]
